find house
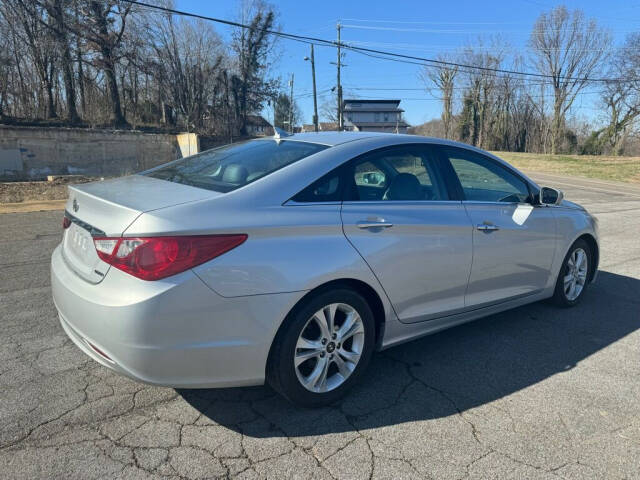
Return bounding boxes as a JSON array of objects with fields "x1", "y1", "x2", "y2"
[
  {"x1": 342, "y1": 99, "x2": 409, "y2": 133},
  {"x1": 246, "y1": 115, "x2": 273, "y2": 136}
]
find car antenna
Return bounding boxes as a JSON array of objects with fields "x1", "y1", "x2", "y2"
[{"x1": 273, "y1": 126, "x2": 292, "y2": 144}]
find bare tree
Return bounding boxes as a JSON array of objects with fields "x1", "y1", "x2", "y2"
[
  {"x1": 319, "y1": 91, "x2": 338, "y2": 123},
  {"x1": 595, "y1": 33, "x2": 640, "y2": 154},
  {"x1": 27, "y1": 0, "x2": 81, "y2": 122},
  {"x1": 72, "y1": 0, "x2": 133, "y2": 126},
  {"x1": 421, "y1": 56, "x2": 457, "y2": 139},
  {"x1": 231, "y1": 0, "x2": 279, "y2": 135},
  {"x1": 2, "y1": 0, "x2": 58, "y2": 118},
  {"x1": 150, "y1": 14, "x2": 224, "y2": 130},
  {"x1": 530, "y1": 6, "x2": 611, "y2": 154}
]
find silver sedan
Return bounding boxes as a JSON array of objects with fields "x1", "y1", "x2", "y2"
[{"x1": 51, "y1": 132, "x2": 599, "y2": 406}]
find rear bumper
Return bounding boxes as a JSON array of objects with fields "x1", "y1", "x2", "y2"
[{"x1": 51, "y1": 245, "x2": 302, "y2": 388}]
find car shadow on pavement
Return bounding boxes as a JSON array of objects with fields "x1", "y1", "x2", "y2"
[{"x1": 178, "y1": 270, "x2": 640, "y2": 438}]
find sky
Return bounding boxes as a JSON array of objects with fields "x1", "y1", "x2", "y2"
[{"x1": 177, "y1": 0, "x2": 640, "y2": 127}]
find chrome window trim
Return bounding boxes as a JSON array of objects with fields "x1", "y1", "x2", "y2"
[
  {"x1": 283, "y1": 200, "x2": 342, "y2": 206},
  {"x1": 342, "y1": 200, "x2": 463, "y2": 206},
  {"x1": 459, "y1": 200, "x2": 534, "y2": 206}
]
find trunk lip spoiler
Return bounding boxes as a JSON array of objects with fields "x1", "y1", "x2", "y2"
[{"x1": 64, "y1": 210, "x2": 106, "y2": 238}]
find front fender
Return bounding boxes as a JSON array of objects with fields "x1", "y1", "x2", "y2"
[{"x1": 547, "y1": 207, "x2": 599, "y2": 288}]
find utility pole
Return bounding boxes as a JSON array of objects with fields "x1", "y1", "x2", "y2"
[
  {"x1": 310, "y1": 45, "x2": 318, "y2": 132},
  {"x1": 288, "y1": 73, "x2": 294, "y2": 134},
  {"x1": 336, "y1": 23, "x2": 343, "y2": 130},
  {"x1": 304, "y1": 45, "x2": 319, "y2": 132}
]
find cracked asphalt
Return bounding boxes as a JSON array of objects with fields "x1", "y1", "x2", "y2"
[{"x1": 1, "y1": 172, "x2": 639, "y2": 479}]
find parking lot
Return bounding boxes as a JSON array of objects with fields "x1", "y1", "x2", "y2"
[{"x1": 1, "y1": 172, "x2": 639, "y2": 480}]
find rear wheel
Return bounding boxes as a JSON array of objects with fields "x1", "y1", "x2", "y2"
[
  {"x1": 551, "y1": 239, "x2": 591, "y2": 307},
  {"x1": 267, "y1": 288, "x2": 375, "y2": 407}
]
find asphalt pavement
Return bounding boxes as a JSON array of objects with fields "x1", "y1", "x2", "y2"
[{"x1": 1, "y1": 172, "x2": 639, "y2": 479}]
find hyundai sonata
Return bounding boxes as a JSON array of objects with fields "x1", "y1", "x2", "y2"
[{"x1": 51, "y1": 132, "x2": 599, "y2": 406}]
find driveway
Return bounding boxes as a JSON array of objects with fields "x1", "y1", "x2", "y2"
[{"x1": 1, "y1": 172, "x2": 639, "y2": 479}]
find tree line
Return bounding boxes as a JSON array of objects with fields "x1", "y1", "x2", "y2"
[
  {"x1": 1, "y1": 2, "x2": 639, "y2": 155},
  {"x1": 0, "y1": 0, "x2": 284, "y2": 139},
  {"x1": 419, "y1": 6, "x2": 640, "y2": 155}
]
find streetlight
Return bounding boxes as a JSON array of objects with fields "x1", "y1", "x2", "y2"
[{"x1": 304, "y1": 45, "x2": 319, "y2": 133}]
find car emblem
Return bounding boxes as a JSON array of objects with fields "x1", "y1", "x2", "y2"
[{"x1": 72, "y1": 198, "x2": 79, "y2": 212}]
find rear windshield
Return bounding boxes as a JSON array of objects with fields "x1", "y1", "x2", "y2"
[{"x1": 143, "y1": 139, "x2": 328, "y2": 193}]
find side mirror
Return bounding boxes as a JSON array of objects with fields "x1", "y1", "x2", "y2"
[{"x1": 538, "y1": 186, "x2": 563, "y2": 206}]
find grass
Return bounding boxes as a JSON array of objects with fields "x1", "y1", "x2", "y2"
[{"x1": 490, "y1": 151, "x2": 640, "y2": 184}]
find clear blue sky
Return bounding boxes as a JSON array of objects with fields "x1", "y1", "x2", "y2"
[{"x1": 177, "y1": 0, "x2": 640, "y2": 127}]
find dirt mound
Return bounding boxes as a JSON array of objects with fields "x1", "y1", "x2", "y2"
[{"x1": 0, "y1": 176, "x2": 97, "y2": 203}]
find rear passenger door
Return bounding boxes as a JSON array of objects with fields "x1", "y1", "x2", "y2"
[
  {"x1": 437, "y1": 146, "x2": 557, "y2": 307},
  {"x1": 341, "y1": 144, "x2": 473, "y2": 323}
]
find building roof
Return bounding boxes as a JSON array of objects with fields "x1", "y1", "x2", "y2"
[
  {"x1": 343, "y1": 107, "x2": 405, "y2": 112},
  {"x1": 343, "y1": 99, "x2": 401, "y2": 104},
  {"x1": 349, "y1": 121, "x2": 410, "y2": 128}
]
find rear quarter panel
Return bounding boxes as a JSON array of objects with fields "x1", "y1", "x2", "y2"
[
  {"x1": 190, "y1": 204, "x2": 391, "y2": 299},
  {"x1": 128, "y1": 201, "x2": 394, "y2": 312}
]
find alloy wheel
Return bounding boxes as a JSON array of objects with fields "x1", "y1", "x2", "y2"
[
  {"x1": 294, "y1": 303, "x2": 365, "y2": 393},
  {"x1": 564, "y1": 247, "x2": 588, "y2": 301}
]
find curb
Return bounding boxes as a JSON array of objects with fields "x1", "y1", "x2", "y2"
[{"x1": 0, "y1": 200, "x2": 66, "y2": 214}]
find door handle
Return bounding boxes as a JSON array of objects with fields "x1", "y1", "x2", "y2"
[
  {"x1": 476, "y1": 223, "x2": 499, "y2": 231},
  {"x1": 357, "y1": 221, "x2": 394, "y2": 229}
]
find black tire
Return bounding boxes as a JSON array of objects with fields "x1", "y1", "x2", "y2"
[
  {"x1": 267, "y1": 288, "x2": 375, "y2": 407},
  {"x1": 551, "y1": 238, "x2": 592, "y2": 308}
]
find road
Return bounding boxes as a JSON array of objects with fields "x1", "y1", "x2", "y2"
[{"x1": 1, "y1": 172, "x2": 639, "y2": 479}]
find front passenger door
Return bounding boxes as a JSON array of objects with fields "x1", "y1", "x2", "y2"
[{"x1": 438, "y1": 146, "x2": 557, "y2": 307}]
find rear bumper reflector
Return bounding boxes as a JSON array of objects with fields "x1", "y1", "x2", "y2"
[{"x1": 86, "y1": 340, "x2": 114, "y2": 363}]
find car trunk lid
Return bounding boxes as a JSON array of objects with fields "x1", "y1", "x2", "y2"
[{"x1": 61, "y1": 175, "x2": 221, "y2": 284}]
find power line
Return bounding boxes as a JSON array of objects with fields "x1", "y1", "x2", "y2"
[
  {"x1": 341, "y1": 23, "x2": 637, "y2": 35},
  {"x1": 119, "y1": 0, "x2": 631, "y2": 84},
  {"x1": 346, "y1": 40, "x2": 632, "y2": 54},
  {"x1": 340, "y1": 18, "x2": 528, "y2": 26}
]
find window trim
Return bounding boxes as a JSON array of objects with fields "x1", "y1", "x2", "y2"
[
  {"x1": 288, "y1": 143, "x2": 496, "y2": 205},
  {"x1": 434, "y1": 145, "x2": 535, "y2": 204}
]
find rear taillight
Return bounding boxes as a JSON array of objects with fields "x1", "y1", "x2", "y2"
[
  {"x1": 93, "y1": 234, "x2": 247, "y2": 281},
  {"x1": 62, "y1": 216, "x2": 71, "y2": 229}
]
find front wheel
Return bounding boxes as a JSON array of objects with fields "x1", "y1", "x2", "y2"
[
  {"x1": 551, "y1": 239, "x2": 591, "y2": 307},
  {"x1": 267, "y1": 288, "x2": 375, "y2": 407}
]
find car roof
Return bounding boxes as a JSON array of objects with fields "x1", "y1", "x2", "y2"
[
  {"x1": 254, "y1": 132, "x2": 539, "y2": 191},
  {"x1": 280, "y1": 131, "x2": 402, "y2": 146}
]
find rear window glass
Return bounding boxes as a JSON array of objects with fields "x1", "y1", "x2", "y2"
[{"x1": 144, "y1": 139, "x2": 328, "y2": 193}]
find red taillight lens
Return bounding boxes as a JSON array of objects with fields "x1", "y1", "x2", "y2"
[
  {"x1": 62, "y1": 216, "x2": 71, "y2": 229},
  {"x1": 93, "y1": 234, "x2": 247, "y2": 281}
]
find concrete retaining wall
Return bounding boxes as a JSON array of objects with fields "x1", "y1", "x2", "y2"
[{"x1": 0, "y1": 126, "x2": 200, "y2": 180}]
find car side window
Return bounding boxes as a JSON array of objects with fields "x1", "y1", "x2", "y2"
[
  {"x1": 443, "y1": 148, "x2": 530, "y2": 203},
  {"x1": 355, "y1": 162, "x2": 387, "y2": 188},
  {"x1": 347, "y1": 145, "x2": 447, "y2": 202},
  {"x1": 291, "y1": 170, "x2": 343, "y2": 203}
]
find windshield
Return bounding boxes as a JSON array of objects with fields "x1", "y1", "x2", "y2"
[{"x1": 143, "y1": 139, "x2": 328, "y2": 193}]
